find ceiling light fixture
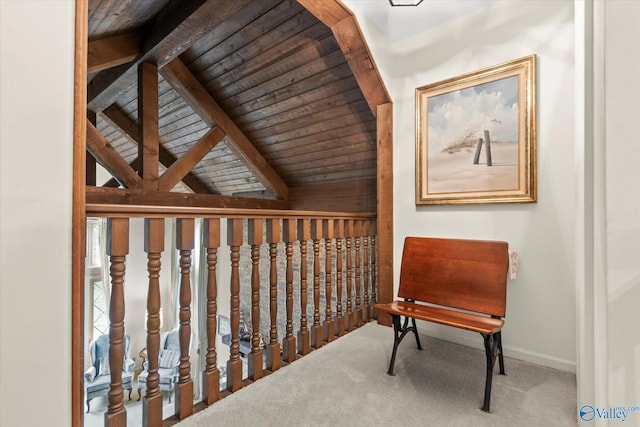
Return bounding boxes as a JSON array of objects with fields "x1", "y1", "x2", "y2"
[{"x1": 389, "y1": 0, "x2": 424, "y2": 6}]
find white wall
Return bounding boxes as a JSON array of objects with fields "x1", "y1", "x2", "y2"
[
  {"x1": 603, "y1": 0, "x2": 640, "y2": 408},
  {"x1": 352, "y1": 0, "x2": 577, "y2": 371},
  {"x1": 0, "y1": 1, "x2": 75, "y2": 426}
]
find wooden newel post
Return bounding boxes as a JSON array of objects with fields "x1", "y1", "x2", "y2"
[
  {"x1": 247, "y1": 219, "x2": 264, "y2": 381},
  {"x1": 202, "y1": 218, "x2": 220, "y2": 405},
  {"x1": 281, "y1": 219, "x2": 297, "y2": 363},
  {"x1": 175, "y1": 218, "x2": 194, "y2": 419},
  {"x1": 334, "y1": 219, "x2": 345, "y2": 337},
  {"x1": 105, "y1": 218, "x2": 129, "y2": 427},
  {"x1": 227, "y1": 218, "x2": 244, "y2": 392},
  {"x1": 322, "y1": 219, "x2": 335, "y2": 342},
  {"x1": 143, "y1": 218, "x2": 164, "y2": 427},
  {"x1": 297, "y1": 219, "x2": 311, "y2": 355},
  {"x1": 265, "y1": 219, "x2": 282, "y2": 372}
]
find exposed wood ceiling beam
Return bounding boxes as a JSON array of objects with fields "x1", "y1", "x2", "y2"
[
  {"x1": 161, "y1": 58, "x2": 290, "y2": 200},
  {"x1": 87, "y1": 32, "x2": 141, "y2": 74},
  {"x1": 297, "y1": 0, "x2": 391, "y2": 116},
  {"x1": 100, "y1": 104, "x2": 214, "y2": 194},
  {"x1": 159, "y1": 126, "x2": 225, "y2": 192},
  {"x1": 87, "y1": 0, "x2": 253, "y2": 112},
  {"x1": 138, "y1": 62, "x2": 159, "y2": 190},
  {"x1": 86, "y1": 119, "x2": 142, "y2": 189}
]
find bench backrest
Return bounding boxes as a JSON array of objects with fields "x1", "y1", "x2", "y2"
[{"x1": 398, "y1": 237, "x2": 509, "y2": 318}]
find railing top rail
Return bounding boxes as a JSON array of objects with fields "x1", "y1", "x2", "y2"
[{"x1": 86, "y1": 203, "x2": 376, "y2": 220}]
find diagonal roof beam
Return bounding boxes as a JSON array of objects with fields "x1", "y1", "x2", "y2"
[
  {"x1": 297, "y1": 0, "x2": 391, "y2": 117},
  {"x1": 100, "y1": 104, "x2": 215, "y2": 194},
  {"x1": 158, "y1": 126, "x2": 225, "y2": 192},
  {"x1": 161, "y1": 58, "x2": 289, "y2": 200},
  {"x1": 87, "y1": 0, "x2": 253, "y2": 112},
  {"x1": 86, "y1": 119, "x2": 143, "y2": 189}
]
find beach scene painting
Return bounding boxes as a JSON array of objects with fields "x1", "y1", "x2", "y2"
[{"x1": 416, "y1": 55, "x2": 536, "y2": 205}]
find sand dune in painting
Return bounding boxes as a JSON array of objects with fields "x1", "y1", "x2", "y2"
[{"x1": 427, "y1": 141, "x2": 518, "y2": 194}]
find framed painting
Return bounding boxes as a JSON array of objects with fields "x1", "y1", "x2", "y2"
[{"x1": 416, "y1": 55, "x2": 536, "y2": 205}]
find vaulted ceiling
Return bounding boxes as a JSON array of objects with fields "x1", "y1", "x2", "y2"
[{"x1": 86, "y1": 0, "x2": 390, "y2": 207}]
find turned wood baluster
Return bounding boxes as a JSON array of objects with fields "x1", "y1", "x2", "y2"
[
  {"x1": 143, "y1": 218, "x2": 164, "y2": 427},
  {"x1": 247, "y1": 218, "x2": 264, "y2": 381},
  {"x1": 227, "y1": 218, "x2": 243, "y2": 392},
  {"x1": 310, "y1": 219, "x2": 323, "y2": 349},
  {"x1": 297, "y1": 219, "x2": 311, "y2": 355},
  {"x1": 105, "y1": 218, "x2": 129, "y2": 427},
  {"x1": 370, "y1": 222, "x2": 378, "y2": 320},
  {"x1": 354, "y1": 220, "x2": 362, "y2": 327},
  {"x1": 345, "y1": 219, "x2": 355, "y2": 331},
  {"x1": 334, "y1": 219, "x2": 345, "y2": 337},
  {"x1": 362, "y1": 221, "x2": 370, "y2": 323},
  {"x1": 322, "y1": 219, "x2": 335, "y2": 342},
  {"x1": 175, "y1": 219, "x2": 194, "y2": 419},
  {"x1": 202, "y1": 218, "x2": 220, "y2": 405},
  {"x1": 281, "y1": 219, "x2": 297, "y2": 363},
  {"x1": 265, "y1": 219, "x2": 281, "y2": 372}
]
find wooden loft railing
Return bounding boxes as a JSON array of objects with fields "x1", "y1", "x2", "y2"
[{"x1": 87, "y1": 205, "x2": 377, "y2": 427}]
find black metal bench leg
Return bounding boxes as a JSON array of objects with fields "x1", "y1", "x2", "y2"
[
  {"x1": 387, "y1": 315, "x2": 402, "y2": 375},
  {"x1": 481, "y1": 333, "x2": 498, "y2": 412},
  {"x1": 411, "y1": 317, "x2": 422, "y2": 350},
  {"x1": 496, "y1": 331, "x2": 505, "y2": 375}
]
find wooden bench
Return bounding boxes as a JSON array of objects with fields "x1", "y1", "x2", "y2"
[{"x1": 373, "y1": 236, "x2": 509, "y2": 412}]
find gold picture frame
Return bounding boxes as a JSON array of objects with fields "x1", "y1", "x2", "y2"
[{"x1": 416, "y1": 55, "x2": 536, "y2": 205}]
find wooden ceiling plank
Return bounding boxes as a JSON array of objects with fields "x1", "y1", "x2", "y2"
[
  {"x1": 159, "y1": 126, "x2": 225, "y2": 191},
  {"x1": 88, "y1": 31, "x2": 141, "y2": 73},
  {"x1": 100, "y1": 103, "x2": 214, "y2": 194},
  {"x1": 86, "y1": 119, "x2": 143, "y2": 189},
  {"x1": 87, "y1": 0, "x2": 253, "y2": 112},
  {"x1": 161, "y1": 58, "x2": 289, "y2": 200},
  {"x1": 138, "y1": 62, "x2": 160, "y2": 190}
]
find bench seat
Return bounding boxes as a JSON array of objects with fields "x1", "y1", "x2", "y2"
[{"x1": 374, "y1": 301, "x2": 504, "y2": 335}]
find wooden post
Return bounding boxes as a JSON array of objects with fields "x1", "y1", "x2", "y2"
[
  {"x1": 202, "y1": 218, "x2": 220, "y2": 405},
  {"x1": 484, "y1": 130, "x2": 493, "y2": 166},
  {"x1": 265, "y1": 219, "x2": 282, "y2": 372},
  {"x1": 143, "y1": 218, "x2": 164, "y2": 427},
  {"x1": 297, "y1": 219, "x2": 311, "y2": 355},
  {"x1": 175, "y1": 218, "x2": 194, "y2": 419},
  {"x1": 334, "y1": 219, "x2": 345, "y2": 337},
  {"x1": 473, "y1": 138, "x2": 483, "y2": 165},
  {"x1": 138, "y1": 61, "x2": 159, "y2": 190},
  {"x1": 226, "y1": 218, "x2": 244, "y2": 392},
  {"x1": 281, "y1": 219, "x2": 297, "y2": 363},
  {"x1": 322, "y1": 219, "x2": 335, "y2": 342},
  {"x1": 247, "y1": 218, "x2": 264, "y2": 380},
  {"x1": 345, "y1": 219, "x2": 355, "y2": 331},
  {"x1": 105, "y1": 218, "x2": 129, "y2": 427},
  {"x1": 310, "y1": 219, "x2": 323, "y2": 349}
]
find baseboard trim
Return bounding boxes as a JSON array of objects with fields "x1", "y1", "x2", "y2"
[{"x1": 415, "y1": 321, "x2": 576, "y2": 373}]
